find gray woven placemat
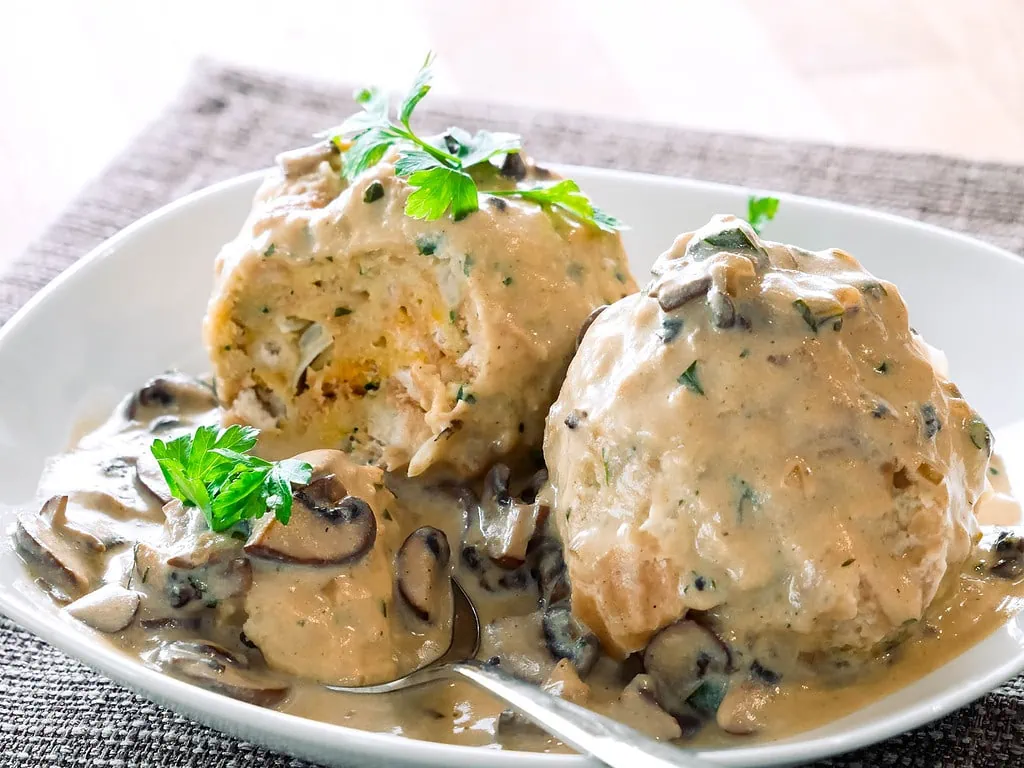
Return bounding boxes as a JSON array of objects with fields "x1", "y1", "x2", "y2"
[{"x1": 2, "y1": 61, "x2": 1023, "y2": 768}]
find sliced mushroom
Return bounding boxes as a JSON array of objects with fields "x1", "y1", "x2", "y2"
[
  {"x1": 245, "y1": 475, "x2": 377, "y2": 565},
  {"x1": 463, "y1": 464, "x2": 549, "y2": 568},
  {"x1": 542, "y1": 603, "x2": 600, "y2": 677},
  {"x1": 135, "y1": 450, "x2": 171, "y2": 503},
  {"x1": 615, "y1": 674, "x2": 684, "y2": 741},
  {"x1": 576, "y1": 305, "x2": 608, "y2": 350},
  {"x1": 541, "y1": 658, "x2": 591, "y2": 704},
  {"x1": 643, "y1": 619, "x2": 731, "y2": 717},
  {"x1": 708, "y1": 288, "x2": 736, "y2": 329},
  {"x1": 396, "y1": 526, "x2": 452, "y2": 622},
  {"x1": 532, "y1": 537, "x2": 570, "y2": 607},
  {"x1": 991, "y1": 531, "x2": 1024, "y2": 579},
  {"x1": 64, "y1": 583, "x2": 141, "y2": 632},
  {"x1": 13, "y1": 496, "x2": 94, "y2": 599},
  {"x1": 150, "y1": 640, "x2": 288, "y2": 707},
  {"x1": 654, "y1": 274, "x2": 712, "y2": 312},
  {"x1": 715, "y1": 681, "x2": 774, "y2": 735},
  {"x1": 124, "y1": 372, "x2": 217, "y2": 420},
  {"x1": 134, "y1": 539, "x2": 251, "y2": 618}
]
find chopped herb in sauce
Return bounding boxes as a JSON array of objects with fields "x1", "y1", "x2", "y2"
[
  {"x1": 260, "y1": 306, "x2": 270, "y2": 314},
  {"x1": 734, "y1": 478, "x2": 758, "y2": 519},
  {"x1": 660, "y1": 316, "x2": 684, "y2": 343},
  {"x1": 567, "y1": 263, "x2": 585, "y2": 282},
  {"x1": 363, "y1": 180, "x2": 385, "y2": 203},
  {"x1": 263, "y1": 243, "x2": 277, "y2": 257},
  {"x1": 677, "y1": 361, "x2": 705, "y2": 396},
  {"x1": 364, "y1": 380, "x2": 381, "y2": 392},
  {"x1": 688, "y1": 679, "x2": 727, "y2": 717},
  {"x1": 969, "y1": 416, "x2": 993, "y2": 453},
  {"x1": 502, "y1": 276, "x2": 514, "y2": 286},
  {"x1": 416, "y1": 235, "x2": 439, "y2": 256},
  {"x1": 601, "y1": 447, "x2": 612, "y2": 485},
  {"x1": 739, "y1": 348, "x2": 750, "y2": 359},
  {"x1": 334, "y1": 306, "x2": 353, "y2": 317},
  {"x1": 456, "y1": 385, "x2": 476, "y2": 405},
  {"x1": 872, "y1": 403, "x2": 889, "y2": 419},
  {"x1": 859, "y1": 281, "x2": 888, "y2": 299},
  {"x1": 875, "y1": 361, "x2": 890, "y2": 374},
  {"x1": 449, "y1": 309, "x2": 457, "y2": 323},
  {"x1": 841, "y1": 558, "x2": 855, "y2": 567},
  {"x1": 380, "y1": 600, "x2": 388, "y2": 617},
  {"x1": 382, "y1": 508, "x2": 393, "y2": 521},
  {"x1": 990, "y1": 466, "x2": 1000, "y2": 476},
  {"x1": 615, "y1": 270, "x2": 628, "y2": 283},
  {"x1": 793, "y1": 299, "x2": 843, "y2": 334},
  {"x1": 463, "y1": 254, "x2": 474, "y2": 276},
  {"x1": 920, "y1": 403, "x2": 942, "y2": 439},
  {"x1": 746, "y1": 195, "x2": 780, "y2": 235},
  {"x1": 704, "y1": 227, "x2": 758, "y2": 252}
]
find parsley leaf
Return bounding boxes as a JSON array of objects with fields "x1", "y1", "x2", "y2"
[
  {"x1": 406, "y1": 167, "x2": 478, "y2": 220},
  {"x1": 747, "y1": 195, "x2": 780, "y2": 235},
  {"x1": 150, "y1": 425, "x2": 312, "y2": 533},
  {"x1": 677, "y1": 361, "x2": 705, "y2": 396},
  {"x1": 488, "y1": 180, "x2": 626, "y2": 233},
  {"x1": 320, "y1": 55, "x2": 625, "y2": 231}
]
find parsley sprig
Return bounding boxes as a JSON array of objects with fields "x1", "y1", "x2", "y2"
[
  {"x1": 747, "y1": 195, "x2": 780, "y2": 235},
  {"x1": 150, "y1": 425, "x2": 312, "y2": 533},
  {"x1": 319, "y1": 54, "x2": 624, "y2": 231}
]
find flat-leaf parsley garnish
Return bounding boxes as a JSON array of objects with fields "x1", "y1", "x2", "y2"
[
  {"x1": 747, "y1": 195, "x2": 779, "y2": 235},
  {"x1": 319, "y1": 54, "x2": 624, "y2": 231},
  {"x1": 150, "y1": 425, "x2": 312, "y2": 533}
]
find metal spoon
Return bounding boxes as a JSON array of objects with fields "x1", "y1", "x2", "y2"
[{"x1": 325, "y1": 579, "x2": 718, "y2": 768}]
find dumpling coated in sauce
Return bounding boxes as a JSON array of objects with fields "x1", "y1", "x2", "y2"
[
  {"x1": 205, "y1": 143, "x2": 635, "y2": 479},
  {"x1": 544, "y1": 215, "x2": 992, "y2": 672}
]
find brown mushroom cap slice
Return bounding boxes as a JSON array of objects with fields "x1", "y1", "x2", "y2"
[
  {"x1": 616, "y1": 674, "x2": 685, "y2": 741},
  {"x1": 541, "y1": 603, "x2": 600, "y2": 677},
  {"x1": 396, "y1": 526, "x2": 451, "y2": 622},
  {"x1": 643, "y1": 619, "x2": 731, "y2": 717},
  {"x1": 135, "y1": 450, "x2": 172, "y2": 503},
  {"x1": 466, "y1": 464, "x2": 549, "y2": 568},
  {"x1": 64, "y1": 583, "x2": 141, "y2": 632},
  {"x1": 124, "y1": 372, "x2": 217, "y2": 421},
  {"x1": 244, "y1": 474, "x2": 377, "y2": 565},
  {"x1": 149, "y1": 640, "x2": 288, "y2": 707},
  {"x1": 13, "y1": 496, "x2": 95, "y2": 599}
]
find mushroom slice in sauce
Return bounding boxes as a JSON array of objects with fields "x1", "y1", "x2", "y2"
[
  {"x1": 12, "y1": 495, "x2": 94, "y2": 600},
  {"x1": 715, "y1": 681, "x2": 775, "y2": 735},
  {"x1": 643, "y1": 619, "x2": 731, "y2": 718},
  {"x1": 124, "y1": 372, "x2": 217, "y2": 421},
  {"x1": 541, "y1": 603, "x2": 600, "y2": 677},
  {"x1": 135, "y1": 450, "x2": 172, "y2": 503},
  {"x1": 396, "y1": 526, "x2": 452, "y2": 622},
  {"x1": 464, "y1": 464, "x2": 549, "y2": 568},
  {"x1": 615, "y1": 674, "x2": 684, "y2": 741},
  {"x1": 64, "y1": 583, "x2": 141, "y2": 632},
  {"x1": 148, "y1": 640, "x2": 288, "y2": 707},
  {"x1": 244, "y1": 475, "x2": 377, "y2": 565}
]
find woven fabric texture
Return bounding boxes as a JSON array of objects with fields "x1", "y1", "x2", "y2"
[{"x1": 2, "y1": 61, "x2": 1023, "y2": 767}]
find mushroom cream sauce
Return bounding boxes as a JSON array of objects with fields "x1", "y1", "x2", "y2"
[{"x1": 10, "y1": 376, "x2": 1024, "y2": 752}]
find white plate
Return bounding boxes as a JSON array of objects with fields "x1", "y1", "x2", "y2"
[{"x1": 1, "y1": 165, "x2": 1023, "y2": 768}]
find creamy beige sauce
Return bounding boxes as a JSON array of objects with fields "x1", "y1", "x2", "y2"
[{"x1": 10, "y1": 375, "x2": 1023, "y2": 752}]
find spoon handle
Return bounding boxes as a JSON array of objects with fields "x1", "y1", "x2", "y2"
[{"x1": 451, "y1": 660, "x2": 717, "y2": 768}]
